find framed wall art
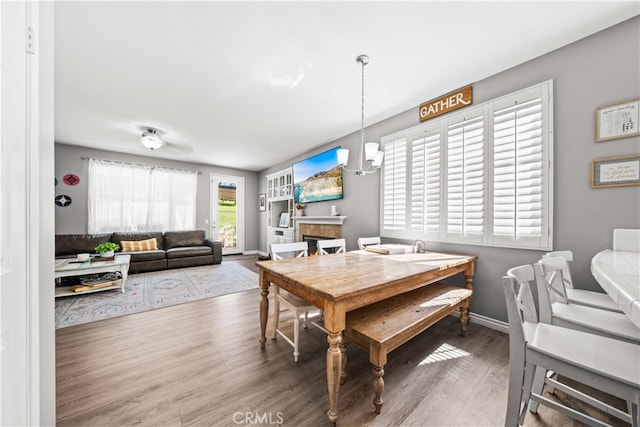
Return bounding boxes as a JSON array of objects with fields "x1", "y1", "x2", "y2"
[
  {"x1": 595, "y1": 98, "x2": 639, "y2": 142},
  {"x1": 259, "y1": 193, "x2": 266, "y2": 212},
  {"x1": 591, "y1": 154, "x2": 640, "y2": 188}
]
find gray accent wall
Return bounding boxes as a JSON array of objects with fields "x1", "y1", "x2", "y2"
[
  {"x1": 54, "y1": 144, "x2": 260, "y2": 252},
  {"x1": 259, "y1": 16, "x2": 640, "y2": 322}
]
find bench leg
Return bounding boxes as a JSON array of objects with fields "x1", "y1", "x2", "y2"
[
  {"x1": 339, "y1": 340, "x2": 347, "y2": 385},
  {"x1": 459, "y1": 306, "x2": 470, "y2": 337},
  {"x1": 372, "y1": 365, "x2": 385, "y2": 414}
]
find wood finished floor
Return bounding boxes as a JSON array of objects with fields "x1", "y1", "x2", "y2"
[{"x1": 56, "y1": 257, "x2": 629, "y2": 427}]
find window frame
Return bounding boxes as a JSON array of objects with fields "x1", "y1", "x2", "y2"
[{"x1": 379, "y1": 80, "x2": 554, "y2": 251}]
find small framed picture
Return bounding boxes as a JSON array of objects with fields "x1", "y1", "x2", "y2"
[
  {"x1": 595, "y1": 99, "x2": 639, "y2": 142},
  {"x1": 591, "y1": 154, "x2": 640, "y2": 188},
  {"x1": 278, "y1": 212, "x2": 290, "y2": 228},
  {"x1": 259, "y1": 193, "x2": 266, "y2": 212}
]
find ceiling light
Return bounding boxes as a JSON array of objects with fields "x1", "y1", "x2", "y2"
[
  {"x1": 140, "y1": 128, "x2": 165, "y2": 150},
  {"x1": 337, "y1": 54, "x2": 384, "y2": 176}
]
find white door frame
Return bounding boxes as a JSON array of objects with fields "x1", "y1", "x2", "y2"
[{"x1": 210, "y1": 174, "x2": 245, "y2": 255}]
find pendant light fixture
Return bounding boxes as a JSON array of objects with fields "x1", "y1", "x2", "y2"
[{"x1": 337, "y1": 54, "x2": 384, "y2": 176}]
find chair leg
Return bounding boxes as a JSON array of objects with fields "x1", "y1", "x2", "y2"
[
  {"x1": 293, "y1": 315, "x2": 300, "y2": 362},
  {"x1": 631, "y1": 402, "x2": 639, "y2": 427},
  {"x1": 505, "y1": 351, "x2": 525, "y2": 427},
  {"x1": 518, "y1": 362, "x2": 536, "y2": 426},
  {"x1": 528, "y1": 366, "x2": 547, "y2": 413},
  {"x1": 302, "y1": 311, "x2": 308, "y2": 329}
]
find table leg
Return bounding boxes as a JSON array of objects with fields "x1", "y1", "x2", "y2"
[
  {"x1": 120, "y1": 267, "x2": 128, "y2": 293},
  {"x1": 326, "y1": 331, "x2": 342, "y2": 423},
  {"x1": 372, "y1": 365, "x2": 385, "y2": 414},
  {"x1": 259, "y1": 271, "x2": 269, "y2": 349}
]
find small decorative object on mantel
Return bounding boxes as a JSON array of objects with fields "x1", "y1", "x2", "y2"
[
  {"x1": 296, "y1": 203, "x2": 305, "y2": 216},
  {"x1": 95, "y1": 242, "x2": 120, "y2": 259},
  {"x1": 591, "y1": 154, "x2": 640, "y2": 188},
  {"x1": 595, "y1": 98, "x2": 639, "y2": 142}
]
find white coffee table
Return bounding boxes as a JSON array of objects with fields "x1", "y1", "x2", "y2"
[{"x1": 54, "y1": 254, "x2": 131, "y2": 298}]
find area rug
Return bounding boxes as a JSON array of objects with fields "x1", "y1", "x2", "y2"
[{"x1": 55, "y1": 262, "x2": 258, "y2": 329}]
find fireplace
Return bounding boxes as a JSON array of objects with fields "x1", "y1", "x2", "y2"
[
  {"x1": 298, "y1": 222, "x2": 342, "y2": 255},
  {"x1": 303, "y1": 235, "x2": 329, "y2": 255}
]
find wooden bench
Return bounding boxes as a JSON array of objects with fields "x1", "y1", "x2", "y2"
[{"x1": 343, "y1": 282, "x2": 473, "y2": 414}]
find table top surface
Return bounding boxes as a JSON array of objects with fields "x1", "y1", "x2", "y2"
[
  {"x1": 256, "y1": 250, "x2": 476, "y2": 303},
  {"x1": 55, "y1": 254, "x2": 131, "y2": 272},
  {"x1": 591, "y1": 249, "x2": 640, "y2": 327}
]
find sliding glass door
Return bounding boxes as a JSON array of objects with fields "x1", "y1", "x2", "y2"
[{"x1": 210, "y1": 174, "x2": 244, "y2": 255}]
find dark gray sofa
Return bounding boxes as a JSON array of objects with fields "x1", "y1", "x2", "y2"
[{"x1": 55, "y1": 230, "x2": 222, "y2": 274}]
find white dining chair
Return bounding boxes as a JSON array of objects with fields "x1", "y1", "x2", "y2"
[
  {"x1": 613, "y1": 228, "x2": 640, "y2": 252},
  {"x1": 534, "y1": 257, "x2": 640, "y2": 344},
  {"x1": 269, "y1": 242, "x2": 323, "y2": 362},
  {"x1": 357, "y1": 236, "x2": 380, "y2": 250},
  {"x1": 503, "y1": 265, "x2": 640, "y2": 427},
  {"x1": 542, "y1": 250, "x2": 622, "y2": 312},
  {"x1": 317, "y1": 238, "x2": 346, "y2": 255},
  {"x1": 528, "y1": 257, "x2": 640, "y2": 420}
]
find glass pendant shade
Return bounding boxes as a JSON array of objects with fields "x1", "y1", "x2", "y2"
[{"x1": 365, "y1": 143, "x2": 379, "y2": 161}]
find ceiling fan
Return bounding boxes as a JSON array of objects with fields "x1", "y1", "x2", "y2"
[
  {"x1": 140, "y1": 128, "x2": 165, "y2": 150},
  {"x1": 136, "y1": 126, "x2": 193, "y2": 155}
]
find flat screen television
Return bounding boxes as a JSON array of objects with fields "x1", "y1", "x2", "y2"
[{"x1": 293, "y1": 146, "x2": 344, "y2": 204}]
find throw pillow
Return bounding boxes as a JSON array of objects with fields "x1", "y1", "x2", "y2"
[{"x1": 120, "y1": 238, "x2": 158, "y2": 252}]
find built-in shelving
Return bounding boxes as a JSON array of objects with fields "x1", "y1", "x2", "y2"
[{"x1": 266, "y1": 168, "x2": 294, "y2": 248}]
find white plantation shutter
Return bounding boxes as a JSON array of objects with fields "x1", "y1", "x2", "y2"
[
  {"x1": 491, "y1": 84, "x2": 551, "y2": 248},
  {"x1": 380, "y1": 80, "x2": 552, "y2": 250},
  {"x1": 411, "y1": 130, "x2": 440, "y2": 238},
  {"x1": 446, "y1": 113, "x2": 484, "y2": 242},
  {"x1": 382, "y1": 137, "x2": 407, "y2": 230}
]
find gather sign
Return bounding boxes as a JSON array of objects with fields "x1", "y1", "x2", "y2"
[{"x1": 419, "y1": 86, "x2": 473, "y2": 122}]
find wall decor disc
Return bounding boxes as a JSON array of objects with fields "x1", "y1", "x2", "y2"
[
  {"x1": 62, "y1": 174, "x2": 80, "y2": 186},
  {"x1": 55, "y1": 195, "x2": 72, "y2": 207}
]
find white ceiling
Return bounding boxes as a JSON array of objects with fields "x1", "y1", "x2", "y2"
[{"x1": 54, "y1": 1, "x2": 639, "y2": 172}]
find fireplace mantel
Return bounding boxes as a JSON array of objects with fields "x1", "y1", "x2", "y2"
[{"x1": 293, "y1": 216, "x2": 347, "y2": 225}]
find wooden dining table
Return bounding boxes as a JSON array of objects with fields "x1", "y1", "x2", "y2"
[{"x1": 256, "y1": 250, "x2": 477, "y2": 423}]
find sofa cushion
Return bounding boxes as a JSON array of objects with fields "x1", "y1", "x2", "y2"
[
  {"x1": 55, "y1": 233, "x2": 112, "y2": 257},
  {"x1": 120, "y1": 238, "x2": 159, "y2": 252},
  {"x1": 121, "y1": 249, "x2": 166, "y2": 262},
  {"x1": 166, "y1": 246, "x2": 212, "y2": 259},
  {"x1": 112, "y1": 232, "x2": 165, "y2": 250},
  {"x1": 164, "y1": 230, "x2": 206, "y2": 249}
]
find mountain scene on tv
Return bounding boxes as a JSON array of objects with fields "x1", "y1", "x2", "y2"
[{"x1": 294, "y1": 166, "x2": 343, "y2": 203}]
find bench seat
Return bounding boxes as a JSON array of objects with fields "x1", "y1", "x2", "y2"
[{"x1": 344, "y1": 282, "x2": 473, "y2": 414}]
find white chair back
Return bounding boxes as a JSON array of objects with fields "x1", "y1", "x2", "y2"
[
  {"x1": 542, "y1": 250, "x2": 574, "y2": 289},
  {"x1": 357, "y1": 236, "x2": 380, "y2": 250},
  {"x1": 613, "y1": 228, "x2": 640, "y2": 252},
  {"x1": 534, "y1": 258, "x2": 570, "y2": 324},
  {"x1": 317, "y1": 238, "x2": 346, "y2": 255},
  {"x1": 504, "y1": 265, "x2": 538, "y2": 328},
  {"x1": 270, "y1": 242, "x2": 308, "y2": 260}
]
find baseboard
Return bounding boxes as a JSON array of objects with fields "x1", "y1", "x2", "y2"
[
  {"x1": 450, "y1": 311, "x2": 509, "y2": 334},
  {"x1": 242, "y1": 250, "x2": 259, "y2": 255}
]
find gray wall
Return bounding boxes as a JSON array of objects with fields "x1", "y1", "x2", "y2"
[
  {"x1": 259, "y1": 16, "x2": 640, "y2": 322},
  {"x1": 54, "y1": 144, "x2": 260, "y2": 252}
]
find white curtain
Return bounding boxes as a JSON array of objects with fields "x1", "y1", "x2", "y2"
[{"x1": 88, "y1": 159, "x2": 197, "y2": 233}]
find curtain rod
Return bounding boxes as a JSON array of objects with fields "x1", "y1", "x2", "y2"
[{"x1": 82, "y1": 157, "x2": 201, "y2": 174}]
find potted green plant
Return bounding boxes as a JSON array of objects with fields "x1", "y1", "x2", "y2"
[{"x1": 95, "y1": 242, "x2": 120, "y2": 258}]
